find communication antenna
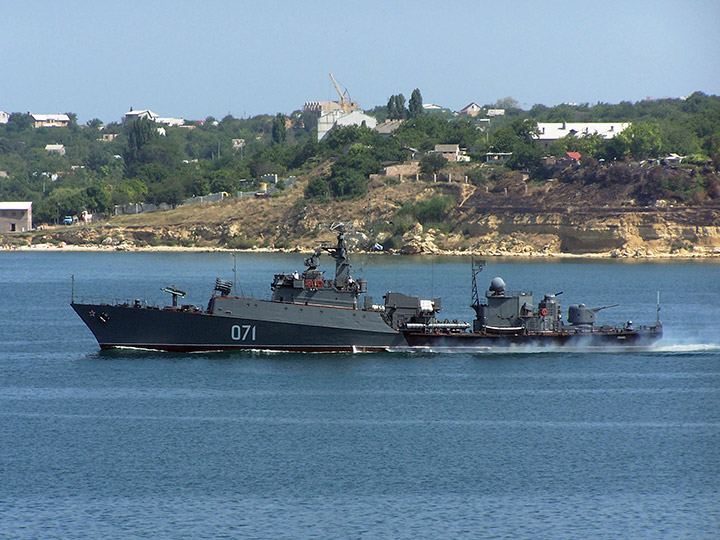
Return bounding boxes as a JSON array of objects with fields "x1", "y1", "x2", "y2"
[
  {"x1": 233, "y1": 254, "x2": 237, "y2": 295},
  {"x1": 232, "y1": 253, "x2": 245, "y2": 297},
  {"x1": 656, "y1": 291, "x2": 662, "y2": 326},
  {"x1": 431, "y1": 257, "x2": 434, "y2": 298}
]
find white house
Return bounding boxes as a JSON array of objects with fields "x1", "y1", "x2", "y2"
[
  {"x1": 460, "y1": 102, "x2": 482, "y2": 117},
  {"x1": 0, "y1": 201, "x2": 32, "y2": 232},
  {"x1": 30, "y1": 113, "x2": 70, "y2": 128},
  {"x1": 317, "y1": 110, "x2": 377, "y2": 141},
  {"x1": 156, "y1": 117, "x2": 185, "y2": 127},
  {"x1": 0, "y1": 110, "x2": 9, "y2": 124},
  {"x1": 124, "y1": 110, "x2": 184, "y2": 126},
  {"x1": 534, "y1": 122, "x2": 630, "y2": 148},
  {"x1": 431, "y1": 144, "x2": 470, "y2": 162},
  {"x1": 124, "y1": 109, "x2": 159, "y2": 123},
  {"x1": 336, "y1": 110, "x2": 377, "y2": 129},
  {"x1": 44, "y1": 144, "x2": 66, "y2": 155}
]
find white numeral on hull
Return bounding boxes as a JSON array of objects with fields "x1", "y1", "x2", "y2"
[{"x1": 231, "y1": 324, "x2": 256, "y2": 341}]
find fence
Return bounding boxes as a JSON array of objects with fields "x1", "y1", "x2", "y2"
[
  {"x1": 181, "y1": 191, "x2": 229, "y2": 206},
  {"x1": 113, "y1": 202, "x2": 172, "y2": 216},
  {"x1": 112, "y1": 177, "x2": 297, "y2": 216}
]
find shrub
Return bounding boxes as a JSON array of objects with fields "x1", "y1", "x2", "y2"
[
  {"x1": 412, "y1": 195, "x2": 455, "y2": 223},
  {"x1": 419, "y1": 154, "x2": 447, "y2": 175},
  {"x1": 225, "y1": 236, "x2": 255, "y2": 249},
  {"x1": 304, "y1": 177, "x2": 330, "y2": 201}
]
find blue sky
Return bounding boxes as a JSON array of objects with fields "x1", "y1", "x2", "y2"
[{"x1": 1, "y1": 0, "x2": 718, "y2": 123}]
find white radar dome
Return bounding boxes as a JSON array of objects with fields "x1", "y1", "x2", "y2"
[{"x1": 490, "y1": 277, "x2": 506, "y2": 293}]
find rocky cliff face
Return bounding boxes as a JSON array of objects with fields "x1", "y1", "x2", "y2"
[
  {"x1": 403, "y1": 206, "x2": 720, "y2": 257},
  {"x1": 9, "y1": 178, "x2": 720, "y2": 258}
]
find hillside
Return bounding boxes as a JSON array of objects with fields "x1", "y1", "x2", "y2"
[{"x1": 8, "y1": 163, "x2": 720, "y2": 258}]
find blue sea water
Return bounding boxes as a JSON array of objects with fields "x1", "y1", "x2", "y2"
[{"x1": 1, "y1": 251, "x2": 719, "y2": 539}]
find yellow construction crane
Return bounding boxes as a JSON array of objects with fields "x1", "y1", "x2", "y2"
[{"x1": 329, "y1": 73, "x2": 352, "y2": 114}]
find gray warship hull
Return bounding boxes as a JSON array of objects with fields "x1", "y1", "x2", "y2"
[
  {"x1": 71, "y1": 300, "x2": 662, "y2": 353},
  {"x1": 71, "y1": 300, "x2": 406, "y2": 352},
  {"x1": 71, "y1": 227, "x2": 662, "y2": 353},
  {"x1": 403, "y1": 327, "x2": 663, "y2": 350}
]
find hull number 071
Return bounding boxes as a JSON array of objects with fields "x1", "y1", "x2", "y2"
[{"x1": 231, "y1": 324, "x2": 256, "y2": 341}]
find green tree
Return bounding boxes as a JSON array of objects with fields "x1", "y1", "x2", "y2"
[
  {"x1": 85, "y1": 146, "x2": 112, "y2": 174},
  {"x1": 304, "y1": 177, "x2": 330, "y2": 200},
  {"x1": 412, "y1": 195, "x2": 455, "y2": 223},
  {"x1": 86, "y1": 118, "x2": 104, "y2": 129},
  {"x1": 615, "y1": 122, "x2": 663, "y2": 159},
  {"x1": 122, "y1": 116, "x2": 159, "y2": 175},
  {"x1": 85, "y1": 182, "x2": 111, "y2": 212},
  {"x1": 111, "y1": 178, "x2": 148, "y2": 205},
  {"x1": 493, "y1": 96, "x2": 521, "y2": 110},
  {"x1": 490, "y1": 118, "x2": 541, "y2": 169},
  {"x1": 408, "y1": 89, "x2": 423, "y2": 118},
  {"x1": 329, "y1": 169, "x2": 367, "y2": 199},
  {"x1": 148, "y1": 177, "x2": 186, "y2": 205},
  {"x1": 5, "y1": 112, "x2": 32, "y2": 132},
  {"x1": 419, "y1": 153, "x2": 447, "y2": 174},
  {"x1": 272, "y1": 113, "x2": 287, "y2": 145},
  {"x1": 387, "y1": 94, "x2": 407, "y2": 120},
  {"x1": 549, "y1": 132, "x2": 605, "y2": 158},
  {"x1": 65, "y1": 112, "x2": 79, "y2": 131},
  {"x1": 45, "y1": 186, "x2": 88, "y2": 217}
]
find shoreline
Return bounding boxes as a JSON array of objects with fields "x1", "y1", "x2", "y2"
[{"x1": 4, "y1": 242, "x2": 719, "y2": 260}]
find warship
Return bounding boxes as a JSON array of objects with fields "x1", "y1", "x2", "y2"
[{"x1": 72, "y1": 224, "x2": 662, "y2": 352}]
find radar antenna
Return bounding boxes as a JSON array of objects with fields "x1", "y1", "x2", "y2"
[
  {"x1": 329, "y1": 222, "x2": 347, "y2": 234},
  {"x1": 471, "y1": 258, "x2": 486, "y2": 313},
  {"x1": 161, "y1": 285, "x2": 187, "y2": 307}
]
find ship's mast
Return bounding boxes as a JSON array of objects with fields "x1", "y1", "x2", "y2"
[
  {"x1": 323, "y1": 223, "x2": 351, "y2": 288},
  {"x1": 471, "y1": 258, "x2": 486, "y2": 316}
]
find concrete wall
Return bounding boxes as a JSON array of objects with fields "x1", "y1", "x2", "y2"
[
  {"x1": 113, "y1": 203, "x2": 171, "y2": 216},
  {"x1": 383, "y1": 162, "x2": 420, "y2": 176},
  {"x1": 0, "y1": 207, "x2": 32, "y2": 232},
  {"x1": 182, "y1": 191, "x2": 228, "y2": 206}
]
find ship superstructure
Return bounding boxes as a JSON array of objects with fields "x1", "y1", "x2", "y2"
[{"x1": 72, "y1": 226, "x2": 662, "y2": 352}]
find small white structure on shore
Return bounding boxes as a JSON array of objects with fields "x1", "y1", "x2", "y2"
[{"x1": 0, "y1": 201, "x2": 32, "y2": 232}]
